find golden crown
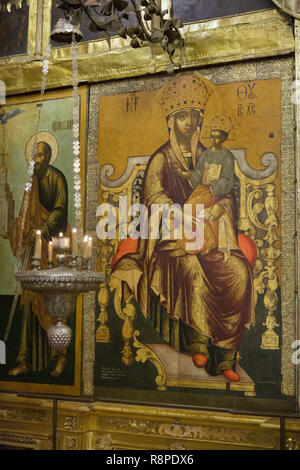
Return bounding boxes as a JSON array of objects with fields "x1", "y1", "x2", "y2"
[
  {"x1": 211, "y1": 114, "x2": 234, "y2": 134},
  {"x1": 159, "y1": 74, "x2": 214, "y2": 117}
]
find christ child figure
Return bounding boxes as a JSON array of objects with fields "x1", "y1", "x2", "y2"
[{"x1": 173, "y1": 114, "x2": 235, "y2": 256}]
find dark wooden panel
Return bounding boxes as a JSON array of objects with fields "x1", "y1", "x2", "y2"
[
  {"x1": 173, "y1": 0, "x2": 274, "y2": 23},
  {"x1": 0, "y1": 3, "x2": 29, "y2": 57},
  {"x1": 51, "y1": 1, "x2": 137, "y2": 46}
]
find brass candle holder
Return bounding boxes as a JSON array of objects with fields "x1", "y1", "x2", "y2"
[{"x1": 15, "y1": 232, "x2": 103, "y2": 351}]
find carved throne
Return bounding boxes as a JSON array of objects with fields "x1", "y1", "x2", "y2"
[{"x1": 97, "y1": 149, "x2": 279, "y2": 397}]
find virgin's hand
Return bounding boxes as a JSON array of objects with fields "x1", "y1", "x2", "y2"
[
  {"x1": 204, "y1": 208, "x2": 212, "y2": 220},
  {"x1": 172, "y1": 162, "x2": 190, "y2": 179},
  {"x1": 205, "y1": 204, "x2": 224, "y2": 221}
]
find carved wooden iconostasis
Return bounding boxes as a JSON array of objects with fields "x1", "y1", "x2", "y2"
[
  {"x1": 0, "y1": 1, "x2": 29, "y2": 58},
  {"x1": 91, "y1": 59, "x2": 296, "y2": 413}
]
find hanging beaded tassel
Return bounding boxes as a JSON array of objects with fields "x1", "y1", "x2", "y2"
[
  {"x1": 71, "y1": 33, "x2": 83, "y2": 255},
  {"x1": 16, "y1": 41, "x2": 52, "y2": 260}
]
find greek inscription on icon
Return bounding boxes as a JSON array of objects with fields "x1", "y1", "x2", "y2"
[
  {"x1": 237, "y1": 82, "x2": 257, "y2": 118},
  {"x1": 126, "y1": 93, "x2": 139, "y2": 112},
  {"x1": 237, "y1": 83, "x2": 257, "y2": 100}
]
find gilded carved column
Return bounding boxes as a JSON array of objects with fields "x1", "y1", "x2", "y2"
[
  {"x1": 260, "y1": 183, "x2": 281, "y2": 349},
  {"x1": 295, "y1": 20, "x2": 300, "y2": 404},
  {"x1": 246, "y1": 180, "x2": 280, "y2": 350}
]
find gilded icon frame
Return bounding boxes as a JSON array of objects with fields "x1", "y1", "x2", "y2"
[
  {"x1": 0, "y1": 85, "x2": 87, "y2": 396},
  {"x1": 84, "y1": 57, "x2": 297, "y2": 413}
]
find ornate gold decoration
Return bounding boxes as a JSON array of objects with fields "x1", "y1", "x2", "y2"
[
  {"x1": 64, "y1": 416, "x2": 80, "y2": 431},
  {"x1": 0, "y1": 407, "x2": 47, "y2": 422},
  {"x1": 94, "y1": 433, "x2": 113, "y2": 450},
  {"x1": 245, "y1": 182, "x2": 281, "y2": 349},
  {"x1": 81, "y1": 86, "x2": 102, "y2": 397},
  {"x1": 204, "y1": 163, "x2": 222, "y2": 183},
  {"x1": 121, "y1": 301, "x2": 136, "y2": 366},
  {"x1": 64, "y1": 435, "x2": 77, "y2": 450},
  {"x1": 159, "y1": 74, "x2": 214, "y2": 117},
  {"x1": 169, "y1": 442, "x2": 186, "y2": 450},
  {"x1": 133, "y1": 331, "x2": 255, "y2": 395},
  {"x1": 286, "y1": 437, "x2": 299, "y2": 450},
  {"x1": 108, "y1": 275, "x2": 137, "y2": 365},
  {"x1": 95, "y1": 187, "x2": 130, "y2": 345},
  {"x1": 97, "y1": 172, "x2": 144, "y2": 353},
  {"x1": 0, "y1": 393, "x2": 293, "y2": 450},
  {"x1": 295, "y1": 19, "x2": 300, "y2": 404},
  {"x1": 96, "y1": 279, "x2": 111, "y2": 343},
  {"x1": 0, "y1": 9, "x2": 294, "y2": 95},
  {"x1": 89, "y1": 58, "x2": 295, "y2": 399},
  {"x1": 110, "y1": 417, "x2": 257, "y2": 445},
  {"x1": 133, "y1": 331, "x2": 167, "y2": 391},
  {"x1": 210, "y1": 114, "x2": 234, "y2": 134},
  {"x1": 0, "y1": 433, "x2": 37, "y2": 446}
]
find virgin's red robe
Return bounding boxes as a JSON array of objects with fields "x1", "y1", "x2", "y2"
[{"x1": 111, "y1": 141, "x2": 255, "y2": 356}]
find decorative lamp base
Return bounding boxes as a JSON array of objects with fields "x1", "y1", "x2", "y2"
[{"x1": 47, "y1": 321, "x2": 72, "y2": 352}]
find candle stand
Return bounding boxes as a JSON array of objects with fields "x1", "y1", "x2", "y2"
[{"x1": 15, "y1": 235, "x2": 104, "y2": 351}]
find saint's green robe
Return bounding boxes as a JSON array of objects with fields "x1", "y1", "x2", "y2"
[{"x1": 11, "y1": 166, "x2": 68, "y2": 371}]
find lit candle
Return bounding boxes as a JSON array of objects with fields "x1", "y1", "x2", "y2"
[
  {"x1": 59, "y1": 232, "x2": 63, "y2": 238},
  {"x1": 72, "y1": 228, "x2": 78, "y2": 256},
  {"x1": 48, "y1": 240, "x2": 53, "y2": 263},
  {"x1": 33, "y1": 230, "x2": 42, "y2": 259},
  {"x1": 83, "y1": 235, "x2": 89, "y2": 259},
  {"x1": 87, "y1": 236, "x2": 93, "y2": 259}
]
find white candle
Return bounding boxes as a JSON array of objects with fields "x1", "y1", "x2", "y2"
[
  {"x1": 59, "y1": 232, "x2": 63, "y2": 238},
  {"x1": 33, "y1": 230, "x2": 42, "y2": 259},
  {"x1": 48, "y1": 240, "x2": 53, "y2": 263},
  {"x1": 83, "y1": 235, "x2": 89, "y2": 259},
  {"x1": 72, "y1": 228, "x2": 78, "y2": 256},
  {"x1": 87, "y1": 236, "x2": 93, "y2": 259}
]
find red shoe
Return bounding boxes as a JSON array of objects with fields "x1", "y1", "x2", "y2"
[
  {"x1": 222, "y1": 369, "x2": 240, "y2": 382},
  {"x1": 193, "y1": 354, "x2": 208, "y2": 368}
]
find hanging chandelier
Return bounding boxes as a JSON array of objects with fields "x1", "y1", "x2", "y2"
[{"x1": 52, "y1": 0, "x2": 184, "y2": 73}]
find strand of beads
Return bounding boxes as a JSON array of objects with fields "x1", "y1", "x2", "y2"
[
  {"x1": 71, "y1": 32, "x2": 83, "y2": 257},
  {"x1": 16, "y1": 42, "x2": 52, "y2": 259}
]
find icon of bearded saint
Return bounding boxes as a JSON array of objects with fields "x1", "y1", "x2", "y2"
[{"x1": 8, "y1": 131, "x2": 71, "y2": 378}]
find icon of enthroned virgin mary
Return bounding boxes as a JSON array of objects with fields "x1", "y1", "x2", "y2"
[{"x1": 111, "y1": 73, "x2": 255, "y2": 383}]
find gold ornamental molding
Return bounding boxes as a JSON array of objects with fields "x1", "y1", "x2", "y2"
[
  {"x1": 294, "y1": 19, "x2": 300, "y2": 407},
  {"x1": 0, "y1": 406, "x2": 47, "y2": 422},
  {"x1": 3, "y1": 392, "x2": 300, "y2": 449},
  {"x1": 0, "y1": 8, "x2": 295, "y2": 97}
]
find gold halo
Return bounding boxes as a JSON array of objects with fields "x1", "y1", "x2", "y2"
[{"x1": 25, "y1": 131, "x2": 58, "y2": 165}]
